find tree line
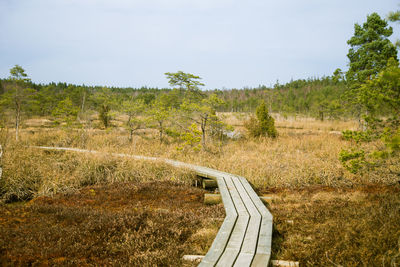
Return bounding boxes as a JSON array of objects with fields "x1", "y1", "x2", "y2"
[{"x1": 0, "y1": 69, "x2": 233, "y2": 151}]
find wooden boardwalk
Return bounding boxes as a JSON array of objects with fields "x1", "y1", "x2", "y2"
[{"x1": 35, "y1": 147, "x2": 273, "y2": 266}]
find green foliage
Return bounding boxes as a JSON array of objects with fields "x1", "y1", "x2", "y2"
[
  {"x1": 256, "y1": 102, "x2": 277, "y2": 138},
  {"x1": 342, "y1": 13, "x2": 398, "y2": 123},
  {"x1": 360, "y1": 58, "x2": 400, "y2": 116},
  {"x1": 122, "y1": 98, "x2": 147, "y2": 141},
  {"x1": 388, "y1": 10, "x2": 400, "y2": 22},
  {"x1": 136, "y1": 92, "x2": 156, "y2": 105},
  {"x1": 176, "y1": 123, "x2": 202, "y2": 152},
  {"x1": 346, "y1": 57, "x2": 400, "y2": 122},
  {"x1": 332, "y1": 68, "x2": 344, "y2": 84},
  {"x1": 341, "y1": 124, "x2": 399, "y2": 175},
  {"x1": 9, "y1": 65, "x2": 29, "y2": 82},
  {"x1": 91, "y1": 88, "x2": 115, "y2": 128},
  {"x1": 340, "y1": 58, "x2": 400, "y2": 173},
  {"x1": 339, "y1": 149, "x2": 366, "y2": 174},
  {"x1": 148, "y1": 93, "x2": 174, "y2": 143},
  {"x1": 164, "y1": 71, "x2": 205, "y2": 101},
  {"x1": 180, "y1": 93, "x2": 226, "y2": 149},
  {"x1": 346, "y1": 13, "x2": 398, "y2": 83},
  {"x1": 245, "y1": 101, "x2": 277, "y2": 138},
  {"x1": 340, "y1": 127, "x2": 400, "y2": 174},
  {"x1": 381, "y1": 127, "x2": 400, "y2": 154},
  {"x1": 342, "y1": 130, "x2": 373, "y2": 143},
  {"x1": 388, "y1": 9, "x2": 400, "y2": 48},
  {"x1": 1, "y1": 73, "x2": 350, "y2": 122},
  {"x1": 164, "y1": 71, "x2": 204, "y2": 91},
  {"x1": 211, "y1": 76, "x2": 347, "y2": 119},
  {"x1": 209, "y1": 111, "x2": 233, "y2": 141},
  {"x1": 244, "y1": 116, "x2": 260, "y2": 137},
  {"x1": 52, "y1": 97, "x2": 79, "y2": 126},
  {"x1": 164, "y1": 70, "x2": 228, "y2": 150},
  {"x1": 0, "y1": 65, "x2": 36, "y2": 141},
  {"x1": 99, "y1": 104, "x2": 111, "y2": 128}
]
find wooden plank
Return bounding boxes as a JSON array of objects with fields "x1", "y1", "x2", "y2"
[
  {"x1": 216, "y1": 176, "x2": 250, "y2": 266},
  {"x1": 199, "y1": 214, "x2": 237, "y2": 266},
  {"x1": 237, "y1": 176, "x2": 273, "y2": 266},
  {"x1": 232, "y1": 175, "x2": 262, "y2": 266},
  {"x1": 235, "y1": 253, "x2": 256, "y2": 267},
  {"x1": 252, "y1": 253, "x2": 272, "y2": 267},
  {"x1": 237, "y1": 176, "x2": 272, "y2": 219},
  {"x1": 199, "y1": 176, "x2": 237, "y2": 266}
]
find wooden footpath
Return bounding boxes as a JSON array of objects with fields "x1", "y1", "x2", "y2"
[{"x1": 34, "y1": 146, "x2": 273, "y2": 267}]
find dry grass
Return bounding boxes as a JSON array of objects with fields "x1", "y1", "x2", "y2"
[
  {"x1": 17, "y1": 113, "x2": 398, "y2": 191},
  {"x1": 0, "y1": 143, "x2": 195, "y2": 202},
  {"x1": 1, "y1": 114, "x2": 399, "y2": 265},
  {"x1": 267, "y1": 185, "x2": 400, "y2": 266},
  {"x1": 221, "y1": 112, "x2": 359, "y2": 132},
  {"x1": 0, "y1": 181, "x2": 224, "y2": 266}
]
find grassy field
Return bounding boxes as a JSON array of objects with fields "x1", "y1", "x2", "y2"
[
  {"x1": 16, "y1": 113, "x2": 399, "y2": 189},
  {"x1": 0, "y1": 113, "x2": 399, "y2": 265}
]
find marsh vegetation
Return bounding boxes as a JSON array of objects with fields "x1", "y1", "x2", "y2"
[{"x1": 1, "y1": 10, "x2": 400, "y2": 266}]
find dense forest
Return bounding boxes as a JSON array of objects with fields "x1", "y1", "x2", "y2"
[{"x1": 0, "y1": 74, "x2": 347, "y2": 119}]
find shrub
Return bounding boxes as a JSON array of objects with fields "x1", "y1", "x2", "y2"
[
  {"x1": 99, "y1": 104, "x2": 111, "y2": 128},
  {"x1": 245, "y1": 101, "x2": 277, "y2": 138}
]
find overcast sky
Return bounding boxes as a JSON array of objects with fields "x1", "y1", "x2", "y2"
[{"x1": 1, "y1": 0, "x2": 399, "y2": 89}]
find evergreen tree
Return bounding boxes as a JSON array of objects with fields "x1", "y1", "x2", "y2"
[
  {"x1": 344, "y1": 13, "x2": 398, "y2": 126},
  {"x1": 346, "y1": 13, "x2": 398, "y2": 83},
  {"x1": 52, "y1": 97, "x2": 79, "y2": 126},
  {"x1": 388, "y1": 9, "x2": 400, "y2": 48},
  {"x1": 0, "y1": 65, "x2": 35, "y2": 141},
  {"x1": 340, "y1": 57, "x2": 400, "y2": 174},
  {"x1": 245, "y1": 101, "x2": 277, "y2": 138},
  {"x1": 164, "y1": 71, "x2": 205, "y2": 101},
  {"x1": 91, "y1": 87, "x2": 115, "y2": 129}
]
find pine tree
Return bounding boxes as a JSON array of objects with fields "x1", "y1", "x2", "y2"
[
  {"x1": 346, "y1": 13, "x2": 397, "y2": 83},
  {"x1": 0, "y1": 65, "x2": 35, "y2": 141},
  {"x1": 245, "y1": 101, "x2": 277, "y2": 138}
]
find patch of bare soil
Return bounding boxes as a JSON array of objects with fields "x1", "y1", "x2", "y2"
[{"x1": 0, "y1": 181, "x2": 224, "y2": 266}]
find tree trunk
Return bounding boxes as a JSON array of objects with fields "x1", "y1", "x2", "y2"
[
  {"x1": 202, "y1": 178, "x2": 218, "y2": 189},
  {"x1": 79, "y1": 90, "x2": 86, "y2": 120},
  {"x1": 204, "y1": 193, "x2": 221, "y2": 205},
  {"x1": 319, "y1": 110, "x2": 324, "y2": 121},
  {"x1": 127, "y1": 115, "x2": 133, "y2": 143},
  {"x1": 159, "y1": 121, "x2": 163, "y2": 143},
  {"x1": 0, "y1": 144, "x2": 3, "y2": 180},
  {"x1": 129, "y1": 129, "x2": 133, "y2": 143},
  {"x1": 81, "y1": 90, "x2": 86, "y2": 112},
  {"x1": 15, "y1": 101, "x2": 20, "y2": 141},
  {"x1": 201, "y1": 115, "x2": 207, "y2": 150}
]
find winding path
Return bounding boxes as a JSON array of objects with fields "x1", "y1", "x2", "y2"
[{"x1": 34, "y1": 146, "x2": 273, "y2": 266}]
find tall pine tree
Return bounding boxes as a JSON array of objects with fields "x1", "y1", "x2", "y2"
[{"x1": 346, "y1": 13, "x2": 397, "y2": 83}]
